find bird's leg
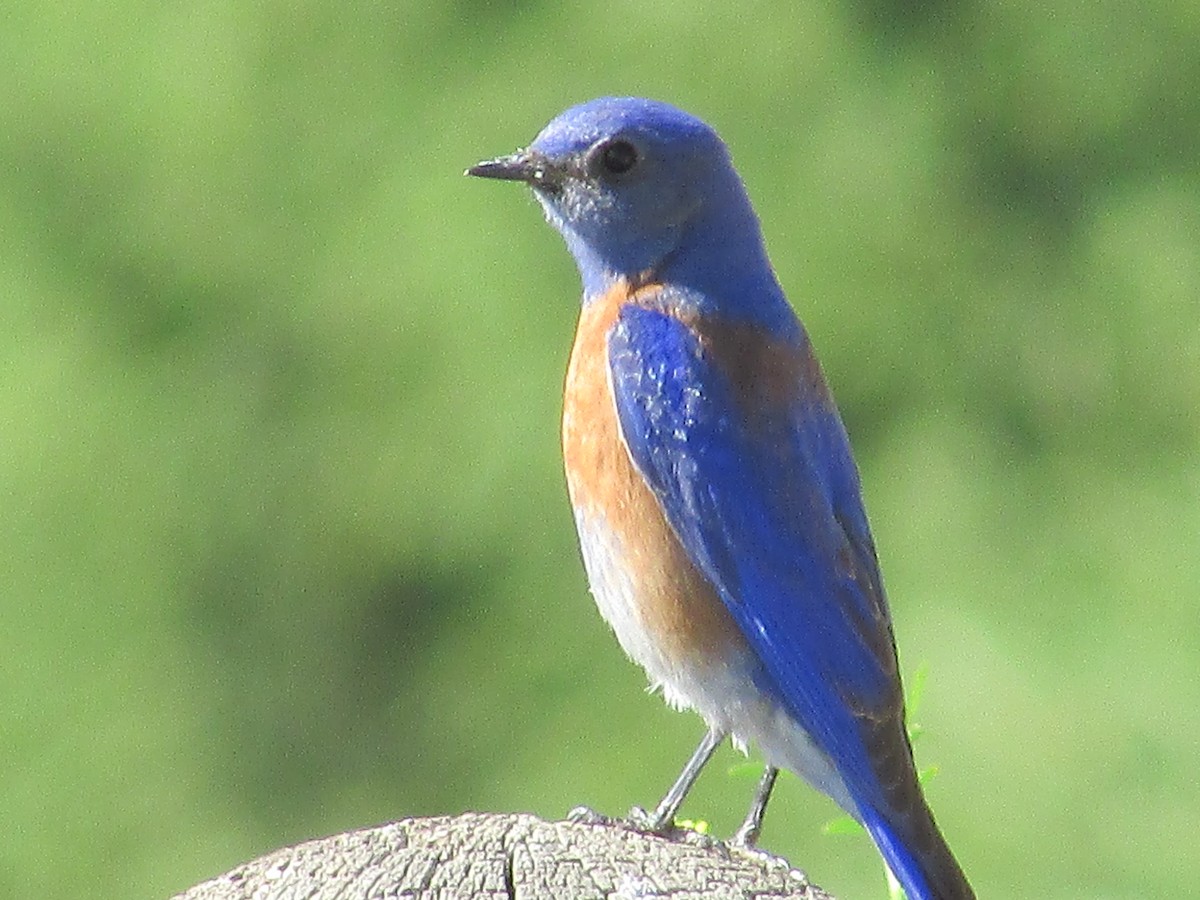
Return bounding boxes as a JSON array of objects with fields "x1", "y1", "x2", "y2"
[
  {"x1": 629, "y1": 726, "x2": 726, "y2": 833},
  {"x1": 731, "y1": 765, "x2": 779, "y2": 847}
]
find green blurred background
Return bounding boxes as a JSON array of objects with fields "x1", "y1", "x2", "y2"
[{"x1": 2, "y1": 2, "x2": 1197, "y2": 898}]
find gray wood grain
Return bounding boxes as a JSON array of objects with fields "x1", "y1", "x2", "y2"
[{"x1": 172, "y1": 812, "x2": 835, "y2": 900}]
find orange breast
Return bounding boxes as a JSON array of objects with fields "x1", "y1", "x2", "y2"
[{"x1": 561, "y1": 281, "x2": 747, "y2": 665}]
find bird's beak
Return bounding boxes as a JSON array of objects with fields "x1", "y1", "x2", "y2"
[{"x1": 466, "y1": 149, "x2": 563, "y2": 189}]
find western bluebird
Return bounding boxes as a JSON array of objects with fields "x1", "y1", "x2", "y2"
[{"x1": 468, "y1": 97, "x2": 972, "y2": 900}]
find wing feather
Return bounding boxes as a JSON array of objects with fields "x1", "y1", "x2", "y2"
[{"x1": 607, "y1": 302, "x2": 909, "y2": 812}]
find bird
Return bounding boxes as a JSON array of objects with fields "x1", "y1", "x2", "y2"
[{"x1": 467, "y1": 97, "x2": 973, "y2": 900}]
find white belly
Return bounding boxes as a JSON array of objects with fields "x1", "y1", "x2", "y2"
[{"x1": 573, "y1": 508, "x2": 857, "y2": 815}]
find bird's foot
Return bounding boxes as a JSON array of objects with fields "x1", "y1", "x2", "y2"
[
  {"x1": 569, "y1": 804, "x2": 678, "y2": 835},
  {"x1": 727, "y1": 832, "x2": 787, "y2": 867},
  {"x1": 730, "y1": 819, "x2": 762, "y2": 849},
  {"x1": 624, "y1": 801, "x2": 681, "y2": 840},
  {"x1": 567, "y1": 805, "x2": 616, "y2": 827},
  {"x1": 570, "y1": 804, "x2": 717, "y2": 847},
  {"x1": 729, "y1": 765, "x2": 778, "y2": 850},
  {"x1": 625, "y1": 804, "x2": 670, "y2": 833},
  {"x1": 624, "y1": 806, "x2": 718, "y2": 847}
]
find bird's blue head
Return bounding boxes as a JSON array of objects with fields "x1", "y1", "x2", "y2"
[{"x1": 469, "y1": 97, "x2": 781, "y2": 307}]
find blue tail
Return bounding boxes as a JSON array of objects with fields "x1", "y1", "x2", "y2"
[{"x1": 859, "y1": 802, "x2": 974, "y2": 900}]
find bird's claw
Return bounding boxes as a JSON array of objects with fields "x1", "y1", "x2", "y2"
[
  {"x1": 567, "y1": 805, "x2": 616, "y2": 826},
  {"x1": 731, "y1": 828, "x2": 755, "y2": 848},
  {"x1": 625, "y1": 804, "x2": 670, "y2": 833},
  {"x1": 621, "y1": 806, "x2": 718, "y2": 848}
]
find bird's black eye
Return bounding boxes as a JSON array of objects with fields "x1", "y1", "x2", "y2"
[{"x1": 593, "y1": 139, "x2": 639, "y2": 177}]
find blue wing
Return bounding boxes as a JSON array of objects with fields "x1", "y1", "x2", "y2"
[
  {"x1": 608, "y1": 301, "x2": 974, "y2": 899},
  {"x1": 607, "y1": 301, "x2": 904, "y2": 813}
]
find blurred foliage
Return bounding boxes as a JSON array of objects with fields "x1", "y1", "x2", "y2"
[{"x1": 1, "y1": 1, "x2": 1197, "y2": 898}]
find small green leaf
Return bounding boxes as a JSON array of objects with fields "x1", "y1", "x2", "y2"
[{"x1": 675, "y1": 817, "x2": 710, "y2": 834}]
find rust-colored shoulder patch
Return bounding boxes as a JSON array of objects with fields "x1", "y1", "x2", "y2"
[
  {"x1": 694, "y1": 318, "x2": 830, "y2": 417},
  {"x1": 626, "y1": 288, "x2": 832, "y2": 420}
]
